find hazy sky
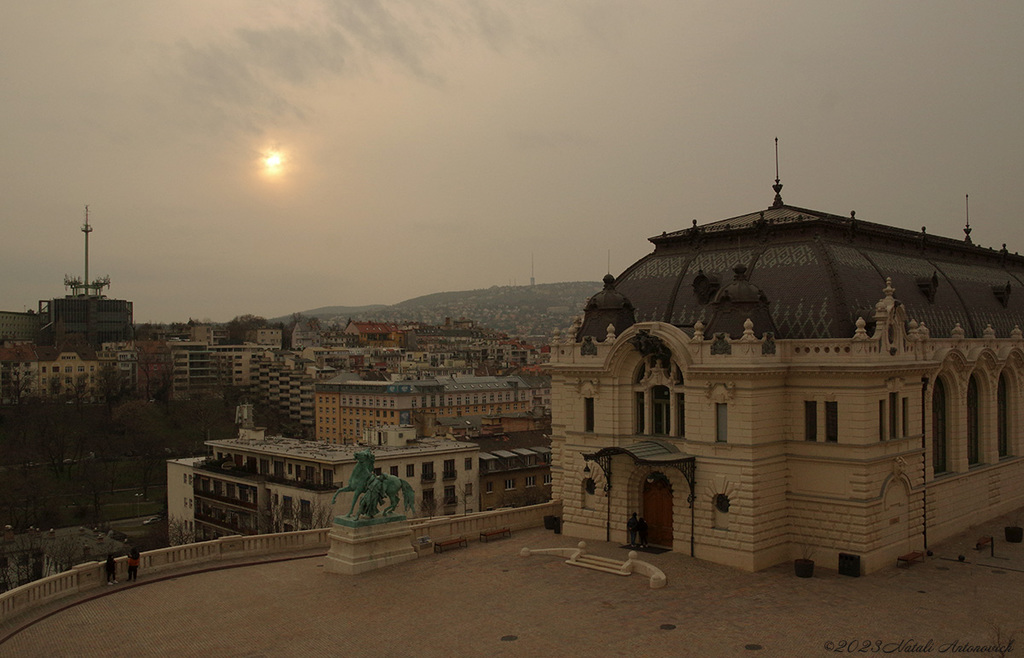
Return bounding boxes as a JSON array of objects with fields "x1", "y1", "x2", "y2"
[{"x1": 3, "y1": 2, "x2": 1023, "y2": 323}]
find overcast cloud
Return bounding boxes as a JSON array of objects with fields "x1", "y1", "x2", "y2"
[{"x1": 2, "y1": 1, "x2": 1022, "y2": 322}]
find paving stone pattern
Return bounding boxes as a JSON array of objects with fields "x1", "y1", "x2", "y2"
[{"x1": 2, "y1": 514, "x2": 1023, "y2": 658}]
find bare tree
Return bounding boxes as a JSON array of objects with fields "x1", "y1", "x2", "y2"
[
  {"x1": 308, "y1": 498, "x2": 334, "y2": 529},
  {"x1": 167, "y1": 515, "x2": 195, "y2": 546},
  {"x1": 458, "y1": 483, "x2": 475, "y2": 516}
]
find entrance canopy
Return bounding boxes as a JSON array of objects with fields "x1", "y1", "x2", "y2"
[
  {"x1": 583, "y1": 440, "x2": 695, "y2": 488},
  {"x1": 582, "y1": 440, "x2": 696, "y2": 555}
]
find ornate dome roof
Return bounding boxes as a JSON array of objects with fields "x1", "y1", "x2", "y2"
[
  {"x1": 606, "y1": 202, "x2": 1024, "y2": 340},
  {"x1": 576, "y1": 274, "x2": 636, "y2": 341}
]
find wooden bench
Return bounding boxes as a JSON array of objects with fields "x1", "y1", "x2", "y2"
[
  {"x1": 976, "y1": 535, "x2": 994, "y2": 557},
  {"x1": 480, "y1": 527, "x2": 511, "y2": 542},
  {"x1": 896, "y1": 551, "x2": 924, "y2": 568},
  {"x1": 433, "y1": 536, "x2": 468, "y2": 553}
]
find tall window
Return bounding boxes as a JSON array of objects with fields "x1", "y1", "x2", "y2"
[
  {"x1": 652, "y1": 386, "x2": 670, "y2": 435},
  {"x1": 878, "y1": 400, "x2": 885, "y2": 441},
  {"x1": 804, "y1": 401, "x2": 817, "y2": 441},
  {"x1": 901, "y1": 397, "x2": 909, "y2": 437},
  {"x1": 635, "y1": 392, "x2": 645, "y2": 434},
  {"x1": 932, "y1": 378, "x2": 948, "y2": 473},
  {"x1": 584, "y1": 397, "x2": 595, "y2": 432},
  {"x1": 715, "y1": 403, "x2": 728, "y2": 443},
  {"x1": 676, "y1": 393, "x2": 685, "y2": 437},
  {"x1": 825, "y1": 401, "x2": 838, "y2": 443},
  {"x1": 967, "y1": 375, "x2": 979, "y2": 465},
  {"x1": 998, "y1": 373, "x2": 1009, "y2": 458},
  {"x1": 889, "y1": 392, "x2": 899, "y2": 439}
]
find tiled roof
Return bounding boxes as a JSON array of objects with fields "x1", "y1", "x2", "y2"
[{"x1": 598, "y1": 201, "x2": 1024, "y2": 340}]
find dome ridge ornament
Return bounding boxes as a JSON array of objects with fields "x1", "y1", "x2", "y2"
[{"x1": 772, "y1": 137, "x2": 784, "y2": 208}]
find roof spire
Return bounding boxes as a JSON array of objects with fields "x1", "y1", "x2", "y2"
[
  {"x1": 963, "y1": 193, "x2": 973, "y2": 244},
  {"x1": 772, "y1": 137, "x2": 784, "y2": 207}
]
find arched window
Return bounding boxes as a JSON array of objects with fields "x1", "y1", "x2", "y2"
[
  {"x1": 652, "y1": 386, "x2": 670, "y2": 435},
  {"x1": 967, "y1": 375, "x2": 980, "y2": 466},
  {"x1": 932, "y1": 378, "x2": 948, "y2": 474},
  {"x1": 998, "y1": 373, "x2": 1009, "y2": 458},
  {"x1": 632, "y1": 357, "x2": 684, "y2": 437}
]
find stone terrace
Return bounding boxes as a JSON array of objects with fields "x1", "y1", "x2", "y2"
[{"x1": 2, "y1": 513, "x2": 1023, "y2": 658}]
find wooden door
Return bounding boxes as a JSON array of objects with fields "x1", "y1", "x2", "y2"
[{"x1": 642, "y1": 477, "x2": 673, "y2": 548}]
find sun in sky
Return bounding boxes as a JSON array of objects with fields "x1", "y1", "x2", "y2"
[{"x1": 261, "y1": 148, "x2": 285, "y2": 177}]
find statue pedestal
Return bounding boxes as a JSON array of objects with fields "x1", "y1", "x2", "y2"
[{"x1": 324, "y1": 515, "x2": 417, "y2": 575}]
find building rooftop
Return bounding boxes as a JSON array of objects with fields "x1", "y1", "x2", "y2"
[
  {"x1": 206, "y1": 434, "x2": 477, "y2": 463},
  {"x1": 2, "y1": 512, "x2": 1023, "y2": 657},
  {"x1": 584, "y1": 198, "x2": 1024, "y2": 341}
]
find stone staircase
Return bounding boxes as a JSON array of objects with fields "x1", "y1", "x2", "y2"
[
  {"x1": 566, "y1": 552, "x2": 631, "y2": 576},
  {"x1": 520, "y1": 541, "x2": 667, "y2": 588}
]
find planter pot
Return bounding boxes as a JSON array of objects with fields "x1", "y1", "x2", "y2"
[
  {"x1": 794, "y1": 559, "x2": 815, "y2": 578},
  {"x1": 1006, "y1": 526, "x2": 1023, "y2": 543}
]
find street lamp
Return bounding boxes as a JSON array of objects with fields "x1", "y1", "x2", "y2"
[{"x1": 134, "y1": 493, "x2": 142, "y2": 518}]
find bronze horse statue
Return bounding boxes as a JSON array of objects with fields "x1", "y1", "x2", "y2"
[{"x1": 331, "y1": 449, "x2": 416, "y2": 519}]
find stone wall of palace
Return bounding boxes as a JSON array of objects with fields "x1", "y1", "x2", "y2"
[{"x1": 548, "y1": 307, "x2": 1024, "y2": 575}]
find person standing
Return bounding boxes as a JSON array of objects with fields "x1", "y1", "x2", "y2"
[
  {"x1": 627, "y1": 513, "x2": 639, "y2": 548},
  {"x1": 127, "y1": 547, "x2": 140, "y2": 582},
  {"x1": 637, "y1": 517, "x2": 649, "y2": 548},
  {"x1": 105, "y1": 554, "x2": 117, "y2": 585}
]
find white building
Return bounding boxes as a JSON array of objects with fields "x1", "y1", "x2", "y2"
[{"x1": 167, "y1": 426, "x2": 479, "y2": 542}]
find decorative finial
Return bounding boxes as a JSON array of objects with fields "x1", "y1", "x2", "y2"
[
  {"x1": 964, "y1": 194, "x2": 972, "y2": 244},
  {"x1": 772, "y1": 137, "x2": 784, "y2": 207}
]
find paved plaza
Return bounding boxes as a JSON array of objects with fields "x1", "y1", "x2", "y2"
[{"x1": 2, "y1": 512, "x2": 1023, "y2": 658}]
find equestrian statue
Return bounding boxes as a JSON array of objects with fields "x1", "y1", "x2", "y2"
[{"x1": 331, "y1": 449, "x2": 416, "y2": 520}]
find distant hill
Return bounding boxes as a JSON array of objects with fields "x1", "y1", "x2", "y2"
[{"x1": 274, "y1": 282, "x2": 602, "y2": 338}]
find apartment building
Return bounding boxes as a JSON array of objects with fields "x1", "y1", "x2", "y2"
[
  {"x1": 314, "y1": 375, "x2": 538, "y2": 444},
  {"x1": 167, "y1": 425, "x2": 479, "y2": 540}
]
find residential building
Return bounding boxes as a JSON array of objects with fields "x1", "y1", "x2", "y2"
[
  {"x1": 169, "y1": 341, "x2": 217, "y2": 400},
  {"x1": 475, "y1": 431, "x2": 552, "y2": 511},
  {"x1": 35, "y1": 345, "x2": 101, "y2": 400},
  {"x1": 315, "y1": 375, "x2": 539, "y2": 444},
  {"x1": 344, "y1": 321, "x2": 405, "y2": 348},
  {"x1": 0, "y1": 310, "x2": 38, "y2": 344},
  {"x1": 0, "y1": 344, "x2": 38, "y2": 404},
  {"x1": 548, "y1": 186, "x2": 1024, "y2": 574},
  {"x1": 167, "y1": 424, "x2": 478, "y2": 539},
  {"x1": 254, "y1": 328, "x2": 282, "y2": 348},
  {"x1": 209, "y1": 344, "x2": 263, "y2": 388},
  {"x1": 189, "y1": 325, "x2": 227, "y2": 345}
]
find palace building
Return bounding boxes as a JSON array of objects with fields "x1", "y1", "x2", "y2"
[{"x1": 547, "y1": 185, "x2": 1024, "y2": 574}]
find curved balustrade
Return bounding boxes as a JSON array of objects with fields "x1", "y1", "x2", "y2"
[{"x1": 1, "y1": 501, "x2": 560, "y2": 626}]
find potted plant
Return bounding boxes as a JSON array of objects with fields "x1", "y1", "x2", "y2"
[
  {"x1": 794, "y1": 545, "x2": 815, "y2": 578},
  {"x1": 1006, "y1": 518, "x2": 1023, "y2": 544}
]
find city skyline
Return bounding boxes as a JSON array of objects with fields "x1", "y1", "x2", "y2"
[{"x1": 2, "y1": 2, "x2": 1023, "y2": 323}]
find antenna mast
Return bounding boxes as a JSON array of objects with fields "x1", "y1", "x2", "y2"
[
  {"x1": 83, "y1": 205, "x2": 92, "y2": 291},
  {"x1": 64, "y1": 205, "x2": 111, "y2": 297}
]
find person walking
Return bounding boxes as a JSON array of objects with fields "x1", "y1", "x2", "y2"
[
  {"x1": 127, "y1": 547, "x2": 140, "y2": 582},
  {"x1": 627, "y1": 513, "x2": 639, "y2": 548},
  {"x1": 637, "y1": 517, "x2": 649, "y2": 548},
  {"x1": 105, "y1": 554, "x2": 118, "y2": 585}
]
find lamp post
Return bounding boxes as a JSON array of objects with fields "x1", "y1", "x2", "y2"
[{"x1": 134, "y1": 493, "x2": 142, "y2": 518}]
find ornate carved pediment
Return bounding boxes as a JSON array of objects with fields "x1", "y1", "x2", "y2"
[
  {"x1": 639, "y1": 365, "x2": 673, "y2": 388},
  {"x1": 629, "y1": 329, "x2": 672, "y2": 367},
  {"x1": 576, "y1": 379, "x2": 600, "y2": 397},
  {"x1": 704, "y1": 381, "x2": 736, "y2": 401}
]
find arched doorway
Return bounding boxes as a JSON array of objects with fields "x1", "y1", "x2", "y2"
[{"x1": 643, "y1": 474, "x2": 674, "y2": 548}]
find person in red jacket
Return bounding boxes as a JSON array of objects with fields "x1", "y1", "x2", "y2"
[{"x1": 127, "y1": 547, "x2": 140, "y2": 581}]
